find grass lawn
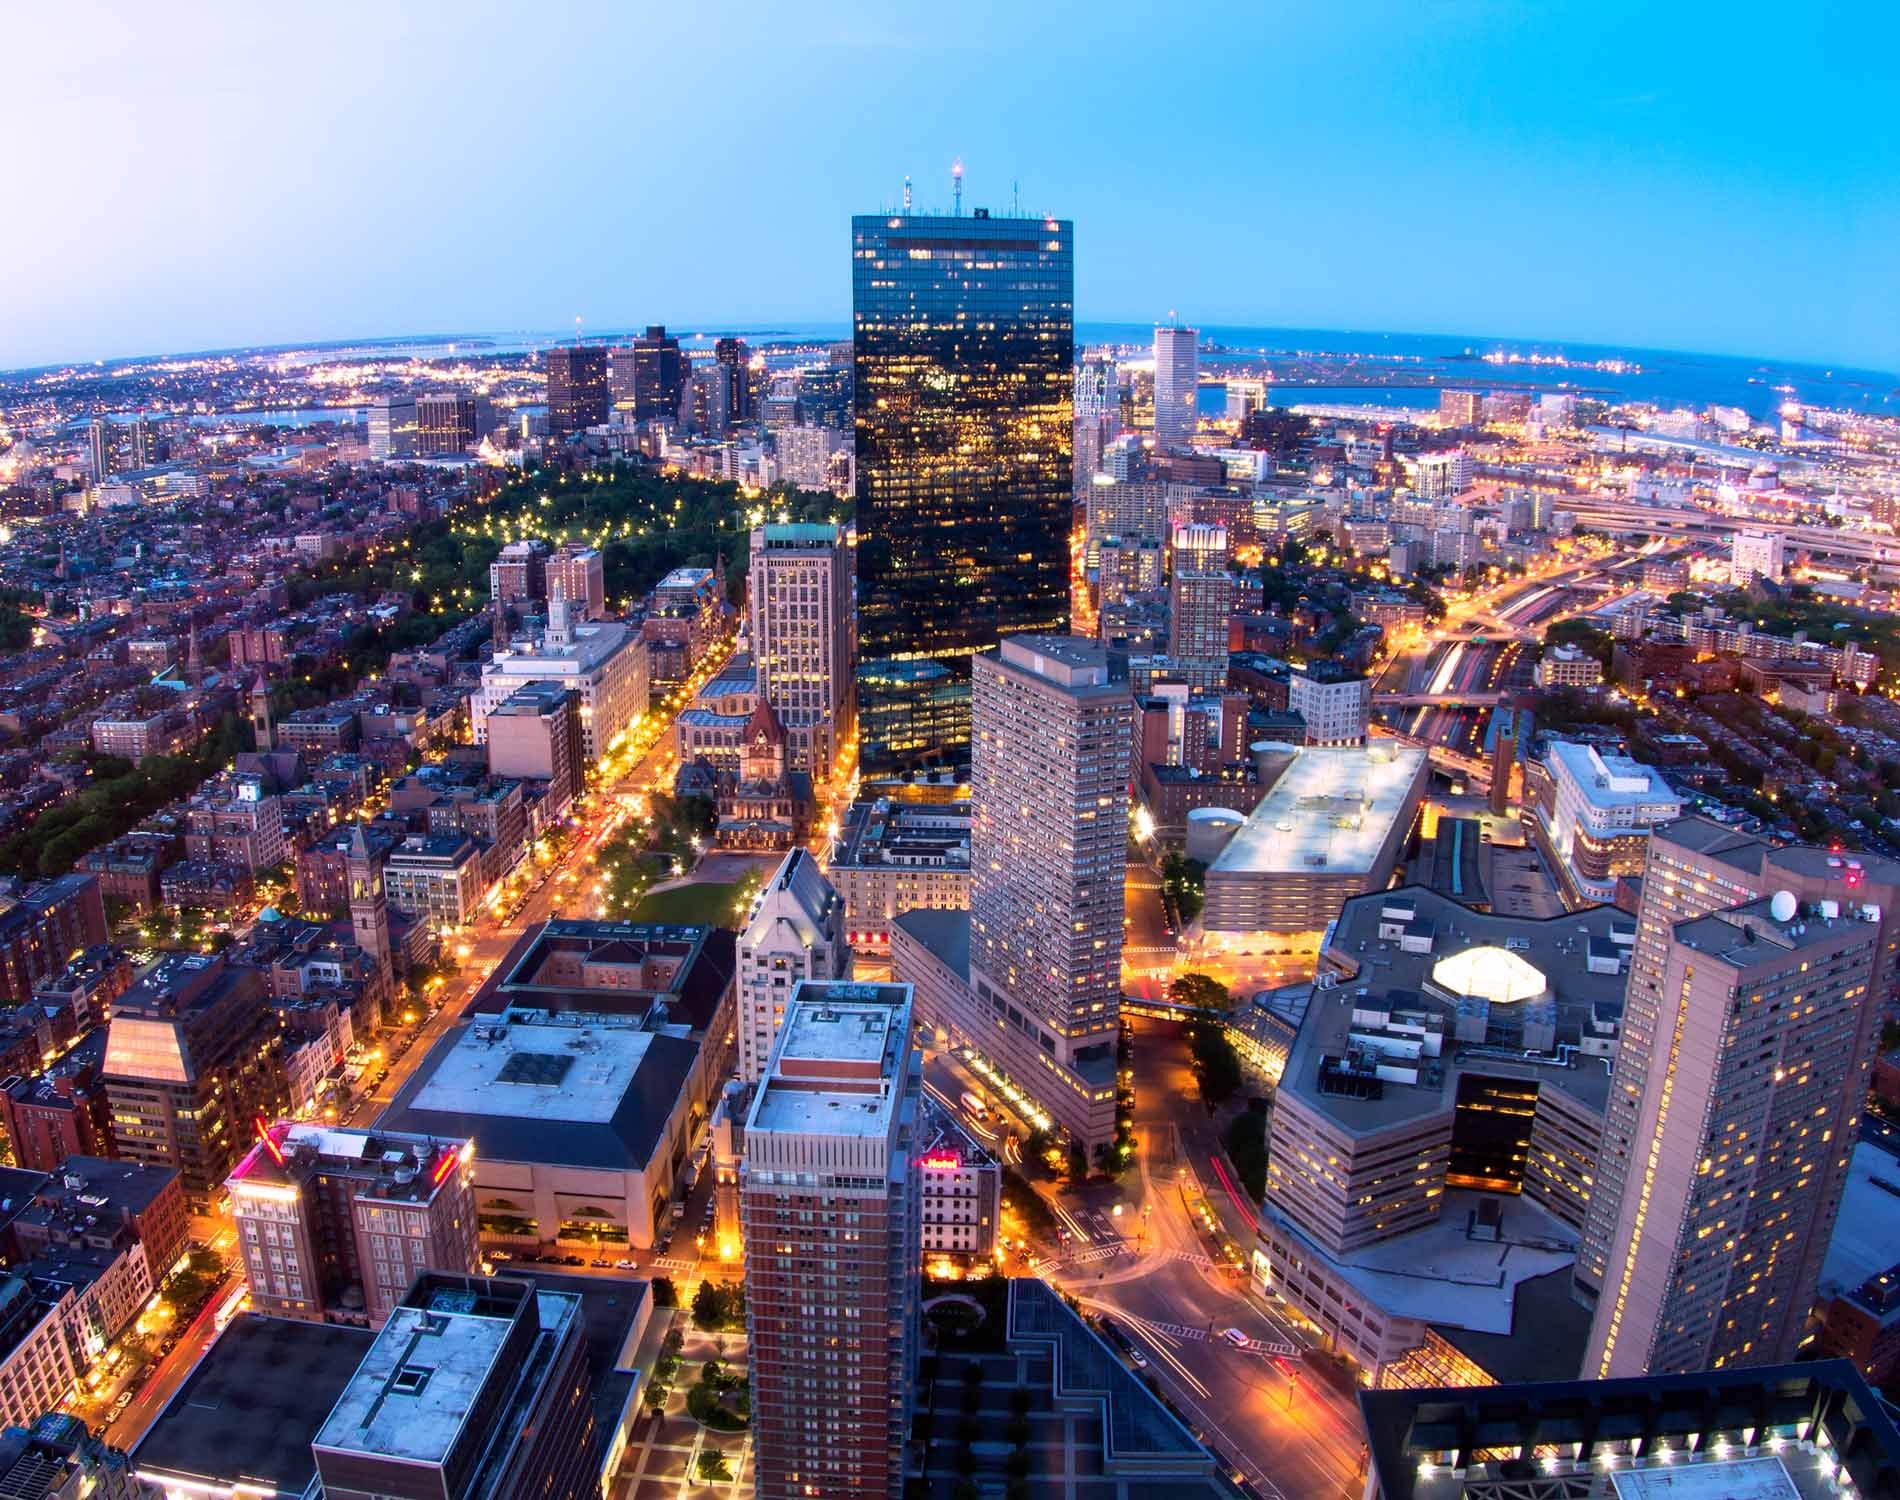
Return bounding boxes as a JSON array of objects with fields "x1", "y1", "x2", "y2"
[{"x1": 629, "y1": 881, "x2": 744, "y2": 927}]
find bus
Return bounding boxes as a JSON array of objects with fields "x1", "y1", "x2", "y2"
[
  {"x1": 212, "y1": 1286, "x2": 247, "y2": 1333},
  {"x1": 960, "y1": 1091, "x2": 991, "y2": 1123}
]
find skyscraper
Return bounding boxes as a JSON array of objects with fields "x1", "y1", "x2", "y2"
[
  {"x1": 1152, "y1": 324, "x2": 1198, "y2": 450},
  {"x1": 1167, "y1": 523, "x2": 1233, "y2": 687},
  {"x1": 86, "y1": 418, "x2": 112, "y2": 484},
  {"x1": 852, "y1": 207, "x2": 1074, "y2": 772},
  {"x1": 741, "y1": 979, "x2": 921, "y2": 1500},
  {"x1": 968, "y1": 636, "x2": 1133, "y2": 1149},
  {"x1": 736, "y1": 850, "x2": 851, "y2": 1084},
  {"x1": 367, "y1": 396, "x2": 417, "y2": 459},
  {"x1": 546, "y1": 542, "x2": 605, "y2": 619},
  {"x1": 749, "y1": 521, "x2": 854, "y2": 776},
  {"x1": 544, "y1": 345, "x2": 609, "y2": 434},
  {"x1": 1073, "y1": 352, "x2": 1119, "y2": 502},
  {"x1": 714, "y1": 337, "x2": 752, "y2": 422},
  {"x1": 631, "y1": 325, "x2": 686, "y2": 423},
  {"x1": 415, "y1": 393, "x2": 480, "y2": 455},
  {"x1": 1582, "y1": 818, "x2": 1900, "y2": 1378}
]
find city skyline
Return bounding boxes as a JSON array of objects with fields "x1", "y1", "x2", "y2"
[{"x1": 8, "y1": 1, "x2": 1898, "y2": 374}]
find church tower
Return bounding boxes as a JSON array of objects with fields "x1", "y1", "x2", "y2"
[
  {"x1": 250, "y1": 674, "x2": 274, "y2": 751},
  {"x1": 347, "y1": 823, "x2": 394, "y2": 999}
]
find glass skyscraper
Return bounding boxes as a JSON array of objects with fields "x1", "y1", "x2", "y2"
[{"x1": 852, "y1": 209, "x2": 1074, "y2": 773}]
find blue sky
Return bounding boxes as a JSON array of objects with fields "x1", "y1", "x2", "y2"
[{"x1": 6, "y1": 0, "x2": 1897, "y2": 373}]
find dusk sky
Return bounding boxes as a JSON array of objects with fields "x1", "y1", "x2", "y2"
[{"x1": 9, "y1": 0, "x2": 1897, "y2": 373}]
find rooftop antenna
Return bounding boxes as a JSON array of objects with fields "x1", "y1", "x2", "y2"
[
  {"x1": 952, "y1": 158, "x2": 963, "y2": 216},
  {"x1": 1011, "y1": 179, "x2": 1020, "y2": 216},
  {"x1": 902, "y1": 175, "x2": 913, "y2": 213},
  {"x1": 574, "y1": 314, "x2": 583, "y2": 347}
]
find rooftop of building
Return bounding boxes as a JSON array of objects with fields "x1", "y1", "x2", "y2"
[
  {"x1": 15, "y1": 1154, "x2": 178, "y2": 1225},
  {"x1": 379, "y1": 1011, "x2": 701, "y2": 1172},
  {"x1": 469, "y1": 919, "x2": 733, "y2": 1034},
  {"x1": 991, "y1": 633, "x2": 1126, "y2": 693},
  {"x1": 1208, "y1": 741, "x2": 1428, "y2": 879},
  {"x1": 1284, "y1": 885, "x2": 1631, "y2": 1134},
  {"x1": 484, "y1": 618, "x2": 634, "y2": 674},
  {"x1": 748, "y1": 982, "x2": 912, "y2": 1140},
  {"x1": 1673, "y1": 894, "x2": 1877, "y2": 970},
  {"x1": 1818, "y1": 1140, "x2": 1900, "y2": 1308},
  {"x1": 313, "y1": 1275, "x2": 578, "y2": 1468},
  {"x1": 832, "y1": 798, "x2": 971, "y2": 870},
  {"x1": 1359, "y1": 1359, "x2": 1900, "y2": 1500},
  {"x1": 742, "y1": 850, "x2": 842, "y2": 945},
  {"x1": 227, "y1": 1122, "x2": 469, "y2": 1204},
  {"x1": 754, "y1": 521, "x2": 840, "y2": 548},
  {"x1": 1543, "y1": 740, "x2": 1682, "y2": 812},
  {"x1": 892, "y1": 906, "x2": 972, "y2": 977},
  {"x1": 489, "y1": 680, "x2": 575, "y2": 714},
  {"x1": 131, "y1": 1312, "x2": 377, "y2": 1499}
]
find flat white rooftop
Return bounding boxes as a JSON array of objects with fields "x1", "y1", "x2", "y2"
[
  {"x1": 1210, "y1": 742, "x2": 1427, "y2": 878},
  {"x1": 412, "y1": 1018, "x2": 656, "y2": 1124},
  {"x1": 1610, "y1": 1455, "x2": 1800, "y2": 1500},
  {"x1": 485, "y1": 619, "x2": 634, "y2": 676},
  {"x1": 779, "y1": 997, "x2": 898, "y2": 1065},
  {"x1": 1819, "y1": 1141, "x2": 1900, "y2": 1299},
  {"x1": 1547, "y1": 740, "x2": 1681, "y2": 814}
]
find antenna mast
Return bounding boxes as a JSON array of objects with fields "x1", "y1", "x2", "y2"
[
  {"x1": 902, "y1": 175, "x2": 912, "y2": 213},
  {"x1": 952, "y1": 158, "x2": 963, "y2": 216}
]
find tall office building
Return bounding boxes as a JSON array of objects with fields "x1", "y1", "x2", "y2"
[
  {"x1": 86, "y1": 418, "x2": 112, "y2": 484},
  {"x1": 1168, "y1": 524, "x2": 1233, "y2": 684},
  {"x1": 630, "y1": 325, "x2": 686, "y2": 422},
  {"x1": 1732, "y1": 529, "x2": 1787, "y2": 585},
  {"x1": 1581, "y1": 818, "x2": 1900, "y2": 1378},
  {"x1": 367, "y1": 396, "x2": 417, "y2": 460},
  {"x1": 852, "y1": 207, "x2": 1074, "y2": 772},
  {"x1": 415, "y1": 394, "x2": 480, "y2": 455},
  {"x1": 741, "y1": 979, "x2": 921, "y2": 1500},
  {"x1": 130, "y1": 412, "x2": 162, "y2": 469},
  {"x1": 544, "y1": 345, "x2": 609, "y2": 434},
  {"x1": 1073, "y1": 352, "x2": 1119, "y2": 502},
  {"x1": 1152, "y1": 324, "x2": 1199, "y2": 450},
  {"x1": 749, "y1": 522, "x2": 854, "y2": 776},
  {"x1": 714, "y1": 337, "x2": 752, "y2": 422},
  {"x1": 969, "y1": 636, "x2": 1133, "y2": 1149},
  {"x1": 736, "y1": 850, "x2": 851, "y2": 1084},
  {"x1": 227, "y1": 1121, "x2": 477, "y2": 1327},
  {"x1": 483, "y1": 681, "x2": 585, "y2": 816},
  {"x1": 689, "y1": 360, "x2": 732, "y2": 435}
]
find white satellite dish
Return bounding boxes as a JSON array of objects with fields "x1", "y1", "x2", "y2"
[{"x1": 1769, "y1": 890, "x2": 1798, "y2": 924}]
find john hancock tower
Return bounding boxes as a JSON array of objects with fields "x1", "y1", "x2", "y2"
[{"x1": 851, "y1": 202, "x2": 1074, "y2": 774}]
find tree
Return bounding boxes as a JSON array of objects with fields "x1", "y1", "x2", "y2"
[
  {"x1": 1186, "y1": 1022, "x2": 1244, "y2": 1106},
  {"x1": 1170, "y1": 972, "x2": 1231, "y2": 1012},
  {"x1": 650, "y1": 1276, "x2": 677, "y2": 1308},
  {"x1": 691, "y1": 1279, "x2": 727, "y2": 1330},
  {"x1": 695, "y1": 1450, "x2": 732, "y2": 1483}
]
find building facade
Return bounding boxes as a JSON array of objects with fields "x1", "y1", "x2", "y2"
[
  {"x1": 1152, "y1": 325, "x2": 1198, "y2": 450},
  {"x1": 748, "y1": 522, "x2": 854, "y2": 777},
  {"x1": 852, "y1": 209, "x2": 1074, "y2": 772},
  {"x1": 545, "y1": 345, "x2": 609, "y2": 435},
  {"x1": 736, "y1": 850, "x2": 850, "y2": 1085}
]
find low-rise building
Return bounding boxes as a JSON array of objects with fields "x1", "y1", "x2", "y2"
[
  {"x1": 1532, "y1": 642, "x2": 1603, "y2": 688},
  {"x1": 827, "y1": 799, "x2": 971, "y2": 954},
  {"x1": 383, "y1": 835, "x2": 483, "y2": 930},
  {"x1": 1531, "y1": 740, "x2": 1682, "y2": 905},
  {"x1": 0, "y1": 877, "x2": 109, "y2": 1008}
]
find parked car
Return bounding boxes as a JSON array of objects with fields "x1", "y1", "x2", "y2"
[{"x1": 614, "y1": 1258, "x2": 637, "y2": 1270}]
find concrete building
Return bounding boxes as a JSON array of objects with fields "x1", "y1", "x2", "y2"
[
  {"x1": 482, "y1": 681, "x2": 584, "y2": 817},
  {"x1": 379, "y1": 1007, "x2": 719, "y2": 1252},
  {"x1": 227, "y1": 1121, "x2": 479, "y2": 1328},
  {"x1": 0, "y1": 875, "x2": 108, "y2": 1007},
  {"x1": 1167, "y1": 534, "x2": 1233, "y2": 685},
  {"x1": 741, "y1": 980, "x2": 921, "y2": 1500},
  {"x1": 1732, "y1": 528, "x2": 1787, "y2": 585},
  {"x1": 101, "y1": 953, "x2": 290, "y2": 1208},
  {"x1": 183, "y1": 774, "x2": 288, "y2": 873},
  {"x1": 966, "y1": 637, "x2": 1134, "y2": 1152},
  {"x1": 0, "y1": 1415, "x2": 138, "y2": 1500},
  {"x1": 472, "y1": 603, "x2": 647, "y2": 763},
  {"x1": 1253, "y1": 885, "x2": 1628, "y2": 1385},
  {"x1": 1287, "y1": 663, "x2": 1371, "y2": 746},
  {"x1": 367, "y1": 396, "x2": 417, "y2": 460},
  {"x1": 748, "y1": 522, "x2": 854, "y2": 776},
  {"x1": 1532, "y1": 741, "x2": 1683, "y2": 905},
  {"x1": 546, "y1": 543, "x2": 606, "y2": 620},
  {"x1": 1533, "y1": 642, "x2": 1604, "y2": 688},
  {"x1": 545, "y1": 345, "x2": 610, "y2": 435},
  {"x1": 736, "y1": 850, "x2": 850, "y2": 1085},
  {"x1": 383, "y1": 835, "x2": 483, "y2": 930},
  {"x1": 827, "y1": 799, "x2": 970, "y2": 955},
  {"x1": 916, "y1": 1105, "x2": 1000, "y2": 1266},
  {"x1": 1584, "y1": 837, "x2": 1900, "y2": 1379},
  {"x1": 1201, "y1": 742, "x2": 1429, "y2": 941},
  {"x1": 1152, "y1": 325, "x2": 1199, "y2": 450},
  {"x1": 312, "y1": 1274, "x2": 599, "y2": 1500},
  {"x1": 488, "y1": 539, "x2": 549, "y2": 609}
]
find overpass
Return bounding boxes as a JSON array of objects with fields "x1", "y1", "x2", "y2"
[
  {"x1": 1563, "y1": 500, "x2": 1900, "y2": 568},
  {"x1": 1375, "y1": 691, "x2": 1506, "y2": 708}
]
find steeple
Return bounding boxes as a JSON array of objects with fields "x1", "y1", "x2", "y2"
[
  {"x1": 346, "y1": 821, "x2": 394, "y2": 1004},
  {"x1": 250, "y1": 673, "x2": 273, "y2": 751}
]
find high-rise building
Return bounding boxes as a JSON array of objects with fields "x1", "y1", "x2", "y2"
[
  {"x1": 482, "y1": 681, "x2": 585, "y2": 817},
  {"x1": 312, "y1": 1273, "x2": 598, "y2": 1500},
  {"x1": 1732, "y1": 529, "x2": 1786, "y2": 585},
  {"x1": 85, "y1": 418, "x2": 113, "y2": 485},
  {"x1": 546, "y1": 542, "x2": 605, "y2": 619},
  {"x1": 227, "y1": 1121, "x2": 478, "y2": 1326},
  {"x1": 130, "y1": 412, "x2": 162, "y2": 469},
  {"x1": 1532, "y1": 741, "x2": 1683, "y2": 904},
  {"x1": 689, "y1": 360, "x2": 732, "y2": 435},
  {"x1": 488, "y1": 538, "x2": 550, "y2": 609},
  {"x1": 1488, "y1": 705, "x2": 1521, "y2": 816},
  {"x1": 472, "y1": 606, "x2": 647, "y2": 762},
  {"x1": 544, "y1": 345, "x2": 609, "y2": 435},
  {"x1": 1073, "y1": 352, "x2": 1118, "y2": 502},
  {"x1": 102, "y1": 953, "x2": 290, "y2": 1208},
  {"x1": 367, "y1": 396, "x2": 417, "y2": 460},
  {"x1": 630, "y1": 325, "x2": 686, "y2": 423},
  {"x1": 748, "y1": 522, "x2": 854, "y2": 776},
  {"x1": 415, "y1": 394, "x2": 480, "y2": 455},
  {"x1": 1152, "y1": 324, "x2": 1199, "y2": 450},
  {"x1": 714, "y1": 337, "x2": 752, "y2": 422},
  {"x1": 1580, "y1": 818, "x2": 1900, "y2": 1377},
  {"x1": 852, "y1": 208, "x2": 1074, "y2": 772},
  {"x1": 736, "y1": 850, "x2": 851, "y2": 1084},
  {"x1": 968, "y1": 636, "x2": 1133, "y2": 1150},
  {"x1": 1439, "y1": 388, "x2": 1483, "y2": 428},
  {"x1": 1168, "y1": 522, "x2": 1232, "y2": 679},
  {"x1": 741, "y1": 979, "x2": 921, "y2": 1500}
]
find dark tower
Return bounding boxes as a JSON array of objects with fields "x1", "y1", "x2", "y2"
[
  {"x1": 250, "y1": 674, "x2": 274, "y2": 752},
  {"x1": 347, "y1": 822, "x2": 394, "y2": 999}
]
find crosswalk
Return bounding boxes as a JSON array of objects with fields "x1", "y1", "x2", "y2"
[
  {"x1": 1139, "y1": 1319, "x2": 1298, "y2": 1357},
  {"x1": 652, "y1": 1256, "x2": 698, "y2": 1273}
]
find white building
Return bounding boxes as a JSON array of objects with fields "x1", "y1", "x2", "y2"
[
  {"x1": 736, "y1": 849, "x2": 850, "y2": 1084},
  {"x1": 1152, "y1": 325, "x2": 1199, "y2": 451},
  {"x1": 472, "y1": 599, "x2": 648, "y2": 763},
  {"x1": 1536, "y1": 741, "x2": 1683, "y2": 904},
  {"x1": 1288, "y1": 666, "x2": 1371, "y2": 746},
  {"x1": 1534, "y1": 643, "x2": 1604, "y2": 689},
  {"x1": 1731, "y1": 530, "x2": 1786, "y2": 586},
  {"x1": 1407, "y1": 449, "x2": 1471, "y2": 500}
]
